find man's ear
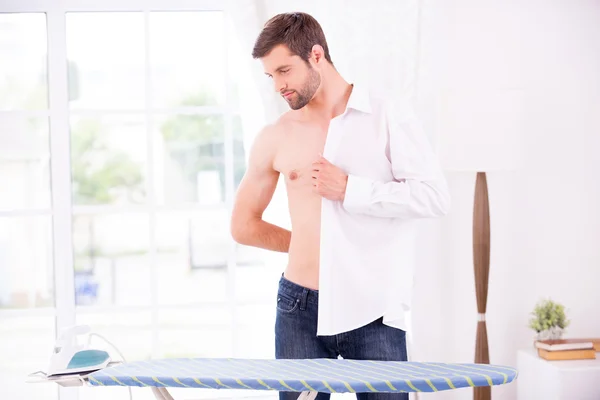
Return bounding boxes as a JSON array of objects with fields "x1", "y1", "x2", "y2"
[{"x1": 310, "y1": 44, "x2": 325, "y2": 64}]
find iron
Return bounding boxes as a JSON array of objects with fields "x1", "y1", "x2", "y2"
[{"x1": 46, "y1": 325, "x2": 111, "y2": 376}]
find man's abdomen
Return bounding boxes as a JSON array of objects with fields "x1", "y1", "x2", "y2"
[{"x1": 285, "y1": 199, "x2": 321, "y2": 290}]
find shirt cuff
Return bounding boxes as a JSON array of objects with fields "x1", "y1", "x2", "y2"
[{"x1": 342, "y1": 174, "x2": 373, "y2": 213}]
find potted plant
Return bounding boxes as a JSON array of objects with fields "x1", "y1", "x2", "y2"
[{"x1": 528, "y1": 298, "x2": 570, "y2": 341}]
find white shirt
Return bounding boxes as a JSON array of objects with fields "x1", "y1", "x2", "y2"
[{"x1": 317, "y1": 84, "x2": 450, "y2": 336}]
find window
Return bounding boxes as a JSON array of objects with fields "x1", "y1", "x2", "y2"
[{"x1": 0, "y1": 3, "x2": 280, "y2": 399}]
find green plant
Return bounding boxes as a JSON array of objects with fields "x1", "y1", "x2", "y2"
[{"x1": 528, "y1": 298, "x2": 570, "y2": 335}]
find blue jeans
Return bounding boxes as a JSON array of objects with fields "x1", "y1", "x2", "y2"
[{"x1": 275, "y1": 275, "x2": 409, "y2": 400}]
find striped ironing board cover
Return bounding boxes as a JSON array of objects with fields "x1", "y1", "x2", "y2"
[{"x1": 88, "y1": 358, "x2": 518, "y2": 393}]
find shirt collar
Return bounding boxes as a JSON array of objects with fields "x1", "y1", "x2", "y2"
[{"x1": 346, "y1": 84, "x2": 372, "y2": 114}]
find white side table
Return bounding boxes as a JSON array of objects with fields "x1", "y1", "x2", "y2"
[{"x1": 517, "y1": 348, "x2": 600, "y2": 399}]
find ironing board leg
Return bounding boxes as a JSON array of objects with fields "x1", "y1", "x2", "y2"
[
  {"x1": 151, "y1": 387, "x2": 175, "y2": 400},
  {"x1": 297, "y1": 391, "x2": 318, "y2": 400}
]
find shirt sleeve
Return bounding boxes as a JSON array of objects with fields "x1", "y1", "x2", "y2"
[{"x1": 342, "y1": 98, "x2": 451, "y2": 219}]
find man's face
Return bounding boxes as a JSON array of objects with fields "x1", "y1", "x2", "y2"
[{"x1": 261, "y1": 44, "x2": 321, "y2": 110}]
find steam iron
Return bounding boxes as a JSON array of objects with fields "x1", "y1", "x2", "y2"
[{"x1": 46, "y1": 325, "x2": 111, "y2": 377}]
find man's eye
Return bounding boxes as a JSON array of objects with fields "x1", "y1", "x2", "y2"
[{"x1": 280, "y1": 69, "x2": 289, "y2": 74}]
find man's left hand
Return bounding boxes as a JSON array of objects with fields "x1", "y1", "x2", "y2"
[{"x1": 311, "y1": 155, "x2": 348, "y2": 201}]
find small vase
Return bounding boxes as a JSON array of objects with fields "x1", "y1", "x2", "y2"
[{"x1": 536, "y1": 327, "x2": 564, "y2": 341}]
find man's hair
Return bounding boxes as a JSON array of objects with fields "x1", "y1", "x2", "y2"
[{"x1": 252, "y1": 12, "x2": 333, "y2": 64}]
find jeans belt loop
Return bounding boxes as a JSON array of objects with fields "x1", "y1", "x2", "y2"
[{"x1": 299, "y1": 288, "x2": 309, "y2": 311}]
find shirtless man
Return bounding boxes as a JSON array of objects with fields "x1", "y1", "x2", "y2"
[
  {"x1": 231, "y1": 12, "x2": 449, "y2": 400},
  {"x1": 231, "y1": 25, "x2": 344, "y2": 291}
]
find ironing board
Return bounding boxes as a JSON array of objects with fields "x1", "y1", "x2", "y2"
[{"x1": 87, "y1": 358, "x2": 518, "y2": 399}]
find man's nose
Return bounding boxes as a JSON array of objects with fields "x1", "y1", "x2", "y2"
[{"x1": 274, "y1": 78, "x2": 286, "y2": 93}]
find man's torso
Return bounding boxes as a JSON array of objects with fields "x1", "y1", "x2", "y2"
[{"x1": 271, "y1": 113, "x2": 329, "y2": 290}]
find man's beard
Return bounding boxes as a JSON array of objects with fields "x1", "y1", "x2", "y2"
[{"x1": 287, "y1": 67, "x2": 321, "y2": 110}]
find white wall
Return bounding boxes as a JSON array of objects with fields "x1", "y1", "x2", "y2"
[{"x1": 414, "y1": 1, "x2": 600, "y2": 399}]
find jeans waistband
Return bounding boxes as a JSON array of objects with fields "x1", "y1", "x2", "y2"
[{"x1": 278, "y1": 274, "x2": 319, "y2": 307}]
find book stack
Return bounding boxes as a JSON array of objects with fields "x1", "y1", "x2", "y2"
[{"x1": 535, "y1": 338, "x2": 600, "y2": 361}]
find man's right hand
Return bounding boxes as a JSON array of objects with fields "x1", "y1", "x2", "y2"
[{"x1": 230, "y1": 125, "x2": 291, "y2": 253}]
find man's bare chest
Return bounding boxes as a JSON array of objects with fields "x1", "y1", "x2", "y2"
[{"x1": 273, "y1": 127, "x2": 327, "y2": 187}]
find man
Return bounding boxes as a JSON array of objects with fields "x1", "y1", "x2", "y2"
[{"x1": 230, "y1": 12, "x2": 450, "y2": 400}]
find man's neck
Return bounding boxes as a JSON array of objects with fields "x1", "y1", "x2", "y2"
[{"x1": 304, "y1": 67, "x2": 353, "y2": 120}]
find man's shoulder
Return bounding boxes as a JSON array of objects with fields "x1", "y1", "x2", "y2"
[
  {"x1": 261, "y1": 111, "x2": 303, "y2": 137},
  {"x1": 368, "y1": 90, "x2": 416, "y2": 123},
  {"x1": 254, "y1": 113, "x2": 296, "y2": 145},
  {"x1": 371, "y1": 89, "x2": 412, "y2": 108},
  {"x1": 275, "y1": 110, "x2": 303, "y2": 127}
]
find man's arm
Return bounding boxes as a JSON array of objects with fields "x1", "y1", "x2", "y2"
[
  {"x1": 342, "y1": 100, "x2": 451, "y2": 219},
  {"x1": 230, "y1": 126, "x2": 291, "y2": 252}
]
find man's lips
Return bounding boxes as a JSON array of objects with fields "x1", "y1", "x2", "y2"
[{"x1": 282, "y1": 91, "x2": 294, "y2": 98}]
